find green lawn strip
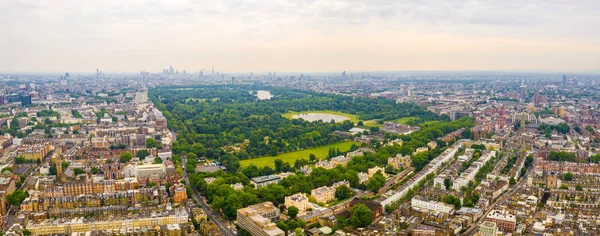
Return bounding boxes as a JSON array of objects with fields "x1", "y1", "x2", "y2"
[{"x1": 240, "y1": 141, "x2": 360, "y2": 168}]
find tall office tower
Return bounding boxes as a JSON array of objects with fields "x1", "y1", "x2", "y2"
[
  {"x1": 96, "y1": 69, "x2": 99, "y2": 80},
  {"x1": 518, "y1": 82, "x2": 527, "y2": 98},
  {"x1": 562, "y1": 75, "x2": 567, "y2": 86},
  {"x1": 21, "y1": 94, "x2": 32, "y2": 107}
]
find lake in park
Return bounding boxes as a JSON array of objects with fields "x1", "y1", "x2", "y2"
[
  {"x1": 255, "y1": 90, "x2": 273, "y2": 100},
  {"x1": 292, "y1": 113, "x2": 350, "y2": 122}
]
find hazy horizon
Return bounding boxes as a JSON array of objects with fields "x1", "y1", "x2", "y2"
[{"x1": 1, "y1": 0, "x2": 599, "y2": 74}]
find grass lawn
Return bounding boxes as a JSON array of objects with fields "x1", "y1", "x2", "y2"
[
  {"x1": 361, "y1": 120, "x2": 382, "y2": 128},
  {"x1": 240, "y1": 141, "x2": 361, "y2": 168},
  {"x1": 282, "y1": 110, "x2": 359, "y2": 123},
  {"x1": 392, "y1": 117, "x2": 417, "y2": 124}
]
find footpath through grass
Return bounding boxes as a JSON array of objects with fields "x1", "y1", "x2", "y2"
[{"x1": 240, "y1": 141, "x2": 360, "y2": 168}]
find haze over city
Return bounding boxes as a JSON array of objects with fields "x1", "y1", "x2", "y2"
[{"x1": 1, "y1": 0, "x2": 600, "y2": 73}]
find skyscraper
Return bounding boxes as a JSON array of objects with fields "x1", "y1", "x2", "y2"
[
  {"x1": 518, "y1": 82, "x2": 527, "y2": 98},
  {"x1": 562, "y1": 75, "x2": 567, "y2": 86},
  {"x1": 21, "y1": 94, "x2": 32, "y2": 107}
]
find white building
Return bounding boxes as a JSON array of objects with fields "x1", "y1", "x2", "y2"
[
  {"x1": 453, "y1": 151, "x2": 496, "y2": 190},
  {"x1": 478, "y1": 221, "x2": 498, "y2": 236},
  {"x1": 411, "y1": 197, "x2": 454, "y2": 214}
]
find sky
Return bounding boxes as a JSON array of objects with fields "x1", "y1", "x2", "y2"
[{"x1": 0, "y1": 0, "x2": 599, "y2": 74}]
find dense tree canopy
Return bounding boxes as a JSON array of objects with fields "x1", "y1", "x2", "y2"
[
  {"x1": 349, "y1": 204, "x2": 373, "y2": 228},
  {"x1": 8, "y1": 190, "x2": 28, "y2": 206},
  {"x1": 548, "y1": 151, "x2": 576, "y2": 162}
]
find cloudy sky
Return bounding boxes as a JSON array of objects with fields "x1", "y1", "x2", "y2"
[{"x1": 0, "y1": 0, "x2": 599, "y2": 73}]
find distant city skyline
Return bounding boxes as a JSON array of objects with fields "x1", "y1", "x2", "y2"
[{"x1": 1, "y1": 0, "x2": 599, "y2": 73}]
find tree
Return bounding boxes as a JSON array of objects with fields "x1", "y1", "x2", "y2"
[
  {"x1": 336, "y1": 216, "x2": 348, "y2": 228},
  {"x1": 559, "y1": 184, "x2": 568, "y2": 190},
  {"x1": 7, "y1": 190, "x2": 28, "y2": 206},
  {"x1": 295, "y1": 228, "x2": 303, "y2": 236},
  {"x1": 73, "y1": 168, "x2": 86, "y2": 175},
  {"x1": 1, "y1": 167, "x2": 12, "y2": 173},
  {"x1": 349, "y1": 204, "x2": 373, "y2": 228},
  {"x1": 287, "y1": 206, "x2": 299, "y2": 219},
  {"x1": 586, "y1": 125, "x2": 595, "y2": 133},
  {"x1": 556, "y1": 123, "x2": 570, "y2": 134},
  {"x1": 444, "y1": 195, "x2": 462, "y2": 209},
  {"x1": 309, "y1": 153, "x2": 316, "y2": 162},
  {"x1": 136, "y1": 149, "x2": 151, "y2": 159},
  {"x1": 576, "y1": 184, "x2": 583, "y2": 191},
  {"x1": 357, "y1": 121, "x2": 364, "y2": 126},
  {"x1": 61, "y1": 162, "x2": 70, "y2": 170},
  {"x1": 146, "y1": 138, "x2": 160, "y2": 149},
  {"x1": 547, "y1": 151, "x2": 576, "y2": 162},
  {"x1": 444, "y1": 178, "x2": 451, "y2": 190},
  {"x1": 153, "y1": 158, "x2": 163, "y2": 164},
  {"x1": 335, "y1": 185, "x2": 353, "y2": 200},
  {"x1": 562, "y1": 172, "x2": 573, "y2": 181},
  {"x1": 276, "y1": 222, "x2": 289, "y2": 232},
  {"x1": 509, "y1": 177, "x2": 516, "y2": 185},
  {"x1": 10, "y1": 118, "x2": 19, "y2": 129},
  {"x1": 366, "y1": 172, "x2": 386, "y2": 192},
  {"x1": 49, "y1": 166, "x2": 57, "y2": 176},
  {"x1": 274, "y1": 159, "x2": 283, "y2": 172},
  {"x1": 120, "y1": 153, "x2": 132, "y2": 163},
  {"x1": 23, "y1": 229, "x2": 31, "y2": 236}
]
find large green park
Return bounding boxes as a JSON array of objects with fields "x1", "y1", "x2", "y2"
[{"x1": 149, "y1": 85, "x2": 472, "y2": 223}]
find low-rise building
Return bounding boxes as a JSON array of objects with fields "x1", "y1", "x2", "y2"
[
  {"x1": 251, "y1": 175, "x2": 281, "y2": 189},
  {"x1": 485, "y1": 210, "x2": 516, "y2": 233},
  {"x1": 285, "y1": 193, "x2": 311, "y2": 214},
  {"x1": 411, "y1": 197, "x2": 455, "y2": 215},
  {"x1": 388, "y1": 154, "x2": 411, "y2": 169},
  {"x1": 368, "y1": 166, "x2": 386, "y2": 178},
  {"x1": 26, "y1": 208, "x2": 189, "y2": 235},
  {"x1": 311, "y1": 181, "x2": 350, "y2": 204},
  {"x1": 237, "y1": 202, "x2": 284, "y2": 236},
  {"x1": 231, "y1": 183, "x2": 244, "y2": 191},
  {"x1": 172, "y1": 183, "x2": 187, "y2": 203},
  {"x1": 192, "y1": 208, "x2": 207, "y2": 223},
  {"x1": 478, "y1": 221, "x2": 498, "y2": 236},
  {"x1": 331, "y1": 156, "x2": 350, "y2": 167},
  {"x1": 358, "y1": 172, "x2": 369, "y2": 184}
]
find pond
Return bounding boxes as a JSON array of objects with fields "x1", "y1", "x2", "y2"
[
  {"x1": 255, "y1": 90, "x2": 273, "y2": 100},
  {"x1": 291, "y1": 113, "x2": 350, "y2": 123}
]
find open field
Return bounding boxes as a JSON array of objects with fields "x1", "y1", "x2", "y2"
[
  {"x1": 240, "y1": 141, "x2": 360, "y2": 168},
  {"x1": 282, "y1": 110, "x2": 359, "y2": 123},
  {"x1": 361, "y1": 120, "x2": 382, "y2": 128},
  {"x1": 392, "y1": 117, "x2": 417, "y2": 124}
]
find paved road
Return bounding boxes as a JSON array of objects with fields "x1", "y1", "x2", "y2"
[
  {"x1": 4, "y1": 165, "x2": 38, "y2": 230},
  {"x1": 181, "y1": 157, "x2": 236, "y2": 236}
]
